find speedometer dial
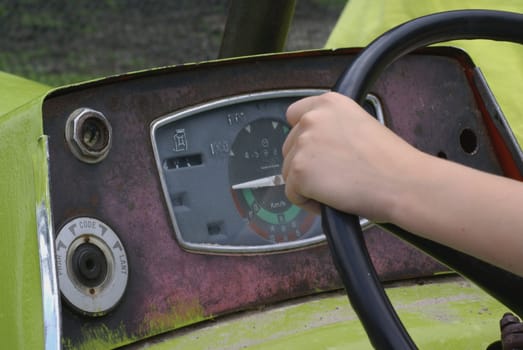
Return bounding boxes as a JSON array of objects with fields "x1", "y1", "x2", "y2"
[{"x1": 229, "y1": 118, "x2": 316, "y2": 242}]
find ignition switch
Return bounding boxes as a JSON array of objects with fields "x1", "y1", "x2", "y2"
[
  {"x1": 55, "y1": 217, "x2": 128, "y2": 316},
  {"x1": 71, "y1": 242, "x2": 108, "y2": 287}
]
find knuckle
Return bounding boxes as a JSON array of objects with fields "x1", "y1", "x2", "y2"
[
  {"x1": 294, "y1": 133, "x2": 310, "y2": 149},
  {"x1": 322, "y1": 91, "x2": 338, "y2": 101},
  {"x1": 300, "y1": 111, "x2": 317, "y2": 128},
  {"x1": 321, "y1": 91, "x2": 342, "y2": 104},
  {"x1": 288, "y1": 153, "x2": 309, "y2": 183}
]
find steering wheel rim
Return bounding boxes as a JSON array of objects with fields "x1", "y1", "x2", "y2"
[{"x1": 325, "y1": 10, "x2": 523, "y2": 349}]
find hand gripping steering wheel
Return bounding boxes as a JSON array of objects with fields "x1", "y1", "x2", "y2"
[{"x1": 324, "y1": 10, "x2": 523, "y2": 349}]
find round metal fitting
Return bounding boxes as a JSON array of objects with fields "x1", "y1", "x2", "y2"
[
  {"x1": 55, "y1": 217, "x2": 128, "y2": 316},
  {"x1": 65, "y1": 108, "x2": 112, "y2": 163}
]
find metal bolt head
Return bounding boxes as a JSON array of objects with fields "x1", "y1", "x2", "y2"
[{"x1": 65, "y1": 108, "x2": 112, "y2": 163}]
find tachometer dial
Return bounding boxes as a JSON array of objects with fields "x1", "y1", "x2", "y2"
[{"x1": 229, "y1": 118, "x2": 316, "y2": 242}]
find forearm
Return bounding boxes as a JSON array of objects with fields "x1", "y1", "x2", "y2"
[{"x1": 389, "y1": 152, "x2": 523, "y2": 277}]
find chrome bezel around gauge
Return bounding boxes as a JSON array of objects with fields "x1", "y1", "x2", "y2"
[{"x1": 151, "y1": 90, "x2": 383, "y2": 254}]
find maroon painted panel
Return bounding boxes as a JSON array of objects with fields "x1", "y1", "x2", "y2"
[{"x1": 43, "y1": 48, "x2": 501, "y2": 347}]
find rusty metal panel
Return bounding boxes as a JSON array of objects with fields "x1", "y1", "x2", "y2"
[{"x1": 42, "y1": 48, "x2": 502, "y2": 348}]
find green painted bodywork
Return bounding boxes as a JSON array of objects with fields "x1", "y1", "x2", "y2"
[
  {"x1": 0, "y1": 71, "x2": 52, "y2": 349},
  {"x1": 0, "y1": 71, "x2": 50, "y2": 115},
  {"x1": 140, "y1": 277, "x2": 507, "y2": 349}
]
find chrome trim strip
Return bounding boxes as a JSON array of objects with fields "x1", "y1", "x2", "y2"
[
  {"x1": 366, "y1": 93, "x2": 386, "y2": 125},
  {"x1": 37, "y1": 136, "x2": 62, "y2": 350},
  {"x1": 151, "y1": 90, "x2": 382, "y2": 254}
]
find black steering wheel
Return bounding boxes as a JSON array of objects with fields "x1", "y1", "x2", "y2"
[{"x1": 323, "y1": 10, "x2": 523, "y2": 349}]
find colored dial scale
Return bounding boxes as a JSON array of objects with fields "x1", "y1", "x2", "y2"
[{"x1": 229, "y1": 118, "x2": 315, "y2": 242}]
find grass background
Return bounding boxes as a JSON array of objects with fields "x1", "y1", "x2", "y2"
[{"x1": 0, "y1": 0, "x2": 346, "y2": 86}]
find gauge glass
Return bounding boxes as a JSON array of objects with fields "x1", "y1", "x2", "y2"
[{"x1": 151, "y1": 90, "x2": 383, "y2": 253}]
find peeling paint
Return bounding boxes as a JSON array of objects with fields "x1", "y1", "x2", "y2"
[
  {"x1": 62, "y1": 323, "x2": 129, "y2": 350},
  {"x1": 61, "y1": 299, "x2": 207, "y2": 349},
  {"x1": 139, "y1": 296, "x2": 208, "y2": 337}
]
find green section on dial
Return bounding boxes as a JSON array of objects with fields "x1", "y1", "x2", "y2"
[{"x1": 242, "y1": 189, "x2": 301, "y2": 225}]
